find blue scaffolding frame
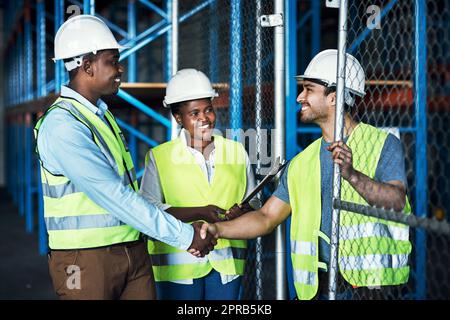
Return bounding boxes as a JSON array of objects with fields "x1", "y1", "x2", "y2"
[
  {"x1": 2, "y1": 0, "x2": 432, "y2": 299},
  {"x1": 3, "y1": 0, "x2": 230, "y2": 255}
]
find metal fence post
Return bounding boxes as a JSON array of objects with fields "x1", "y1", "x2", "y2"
[
  {"x1": 254, "y1": 0, "x2": 263, "y2": 300},
  {"x1": 285, "y1": 0, "x2": 297, "y2": 299},
  {"x1": 274, "y1": 0, "x2": 286, "y2": 300},
  {"x1": 328, "y1": 0, "x2": 348, "y2": 300}
]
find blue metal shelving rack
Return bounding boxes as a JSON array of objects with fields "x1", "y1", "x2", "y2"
[{"x1": 2, "y1": 0, "x2": 435, "y2": 300}]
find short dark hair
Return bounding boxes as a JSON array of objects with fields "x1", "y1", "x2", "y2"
[
  {"x1": 168, "y1": 98, "x2": 213, "y2": 117},
  {"x1": 169, "y1": 101, "x2": 187, "y2": 117},
  {"x1": 64, "y1": 52, "x2": 100, "y2": 81},
  {"x1": 323, "y1": 85, "x2": 354, "y2": 112}
]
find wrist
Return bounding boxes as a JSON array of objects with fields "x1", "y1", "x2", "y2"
[
  {"x1": 215, "y1": 222, "x2": 223, "y2": 238},
  {"x1": 194, "y1": 206, "x2": 207, "y2": 221},
  {"x1": 348, "y1": 170, "x2": 359, "y2": 185}
]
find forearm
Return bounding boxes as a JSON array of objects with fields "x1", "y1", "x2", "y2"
[
  {"x1": 166, "y1": 207, "x2": 204, "y2": 222},
  {"x1": 83, "y1": 178, "x2": 194, "y2": 249},
  {"x1": 40, "y1": 111, "x2": 194, "y2": 250},
  {"x1": 57, "y1": 145, "x2": 194, "y2": 249},
  {"x1": 216, "y1": 210, "x2": 273, "y2": 240},
  {"x1": 347, "y1": 170, "x2": 406, "y2": 211}
]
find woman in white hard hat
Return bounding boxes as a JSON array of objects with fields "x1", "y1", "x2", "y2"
[{"x1": 140, "y1": 69, "x2": 259, "y2": 300}]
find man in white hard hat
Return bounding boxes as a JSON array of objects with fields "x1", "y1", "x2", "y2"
[
  {"x1": 200, "y1": 49, "x2": 411, "y2": 300},
  {"x1": 34, "y1": 15, "x2": 216, "y2": 300},
  {"x1": 140, "y1": 69, "x2": 259, "y2": 300}
]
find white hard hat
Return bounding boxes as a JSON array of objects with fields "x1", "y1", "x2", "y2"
[
  {"x1": 53, "y1": 15, "x2": 127, "y2": 70},
  {"x1": 163, "y1": 69, "x2": 218, "y2": 108},
  {"x1": 296, "y1": 49, "x2": 365, "y2": 105}
]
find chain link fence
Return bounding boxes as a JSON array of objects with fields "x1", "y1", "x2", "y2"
[
  {"x1": 97, "y1": 0, "x2": 449, "y2": 300},
  {"x1": 178, "y1": 0, "x2": 277, "y2": 299},
  {"x1": 328, "y1": 0, "x2": 450, "y2": 300},
  {"x1": 174, "y1": 0, "x2": 450, "y2": 300}
]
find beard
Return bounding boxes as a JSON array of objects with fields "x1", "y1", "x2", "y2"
[{"x1": 299, "y1": 104, "x2": 328, "y2": 124}]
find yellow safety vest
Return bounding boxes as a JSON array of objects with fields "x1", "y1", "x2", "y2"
[
  {"x1": 34, "y1": 97, "x2": 140, "y2": 249},
  {"x1": 149, "y1": 135, "x2": 247, "y2": 281},
  {"x1": 288, "y1": 123, "x2": 411, "y2": 300}
]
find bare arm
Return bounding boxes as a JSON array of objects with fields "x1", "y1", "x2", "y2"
[
  {"x1": 166, "y1": 206, "x2": 226, "y2": 223},
  {"x1": 347, "y1": 173, "x2": 405, "y2": 211},
  {"x1": 328, "y1": 141, "x2": 406, "y2": 211},
  {"x1": 201, "y1": 196, "x2": 291, "y2": 240}
]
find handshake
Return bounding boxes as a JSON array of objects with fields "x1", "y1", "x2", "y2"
[{"x1": 186, "y1": 203, "x2": 253, "y2": 257}]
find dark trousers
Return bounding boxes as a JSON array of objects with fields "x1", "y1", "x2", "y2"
[
  {"x1": 48, "y1": 240, "x2": 156, "y2": 300},
  {"x1": 156, "y1": 269, "x2": 242, "y2": 300}
]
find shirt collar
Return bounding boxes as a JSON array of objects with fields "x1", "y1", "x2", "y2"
[{"x1": 61, "y1": 85, "x2": 108, "y2": 118}]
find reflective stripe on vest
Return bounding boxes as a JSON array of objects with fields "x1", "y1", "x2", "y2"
[
  {"x1": 34, "y1": 97, "x2": 140, "y2": 249},
  {"x1": 339, "y1": 253, "x2": 409, "y2": 271},
  {"x1": 41, "y1": 173, "x2": 132, "y2": 198},
  {"x1": 149, "y1": 135, "x2": 247, "y2": 281},
  {"x1": 288, "y1": 123, "x2": 412, "y2": 300},
  {"x1": 45, "y1": 214, "x2": 125, "y2": 230},
  {"x1": 294, "y1": 270, "x2": 316, "y2": 286},
  {"x1": 340, "y1": 223, "x2": 409, "y2": 242},
  {"x1": 291, "y1": 240, "x2": 317, "y2": 256}
]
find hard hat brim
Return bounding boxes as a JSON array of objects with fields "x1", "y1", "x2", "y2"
[
  {"x1": 163, "y1": 92, "x2": 218, "y2": 109},
  {"x1": 295, "y1": 75, "x2": 365, "y2": 97},
  {"x1": 53, "y1": 44, "x2": 130, "y2": 61}
]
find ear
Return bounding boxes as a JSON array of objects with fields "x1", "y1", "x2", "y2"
[
  {"x1": 329, "y1": 91, "x2": 336, "y2": 107},
  {"x1": 82, "y1": 59, "x2": 94, "y2": 77},
  {"x1": 174, "y1": 113, "x2": 182, "y2": 125}
]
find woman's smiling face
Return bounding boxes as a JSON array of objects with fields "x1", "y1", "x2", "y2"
[{"x1": 174, "y1": 98, "x2": 216, "y2": 143}]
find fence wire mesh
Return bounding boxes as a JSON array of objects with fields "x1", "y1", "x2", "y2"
[
  {"x1": 91, "y1": 0, "x2": 449, "y2": 301},
  {"x1": 173, "y1": 0, "x2": 450, "y2": 300},
  {"x1": 178, "y1": 0, "x2": 276, "y2": 299},
  {"x1": 326, "y1": 0, "x2": 450, "y2": 300}
]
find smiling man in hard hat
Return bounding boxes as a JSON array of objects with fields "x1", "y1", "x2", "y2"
[
  {"x1": 140, "y1": 69, "x2": 260, "y2": 300},
  {"x1": 34, "y1": 15, "x2": 217, "y2": 300},
  {"x1": 201, "y1": 49, "x2": 412, "y2": 300}
]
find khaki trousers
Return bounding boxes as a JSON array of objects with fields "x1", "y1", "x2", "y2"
[{"x1": 48, "y1": 240, "x2": 156, "y2": 300}]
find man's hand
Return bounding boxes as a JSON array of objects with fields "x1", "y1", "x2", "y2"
[
  {"x1": 187, "y1": 222, "x2": 218, "y2": 257},
  {"x1": 200, "y1": 222, "x2": 219, "y2": 240},
  {"x1": 200, "y1": 205, "x2": 226, "y2": 223},
  {"x1": 327, "y1": 141, "x2": 357, "y2": 181},
  {"x1": 225, "y1": 203, "x2": 253, "y2": 221},
  {"x1": 327, "y1": 141, "x2": 407, "y2": 211}
]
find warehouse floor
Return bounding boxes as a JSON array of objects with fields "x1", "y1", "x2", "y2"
[{"x1": 0, "y1": 190, "x2": 56, "y2": 299}]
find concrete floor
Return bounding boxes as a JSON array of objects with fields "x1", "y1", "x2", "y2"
[{"x1": 0, "y1": 190, "x2": 56, "y2": 299}]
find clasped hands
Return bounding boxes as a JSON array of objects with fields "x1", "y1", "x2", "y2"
[{"x1": 187, "y1": 202, "x2": 253, "y2": 257}]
